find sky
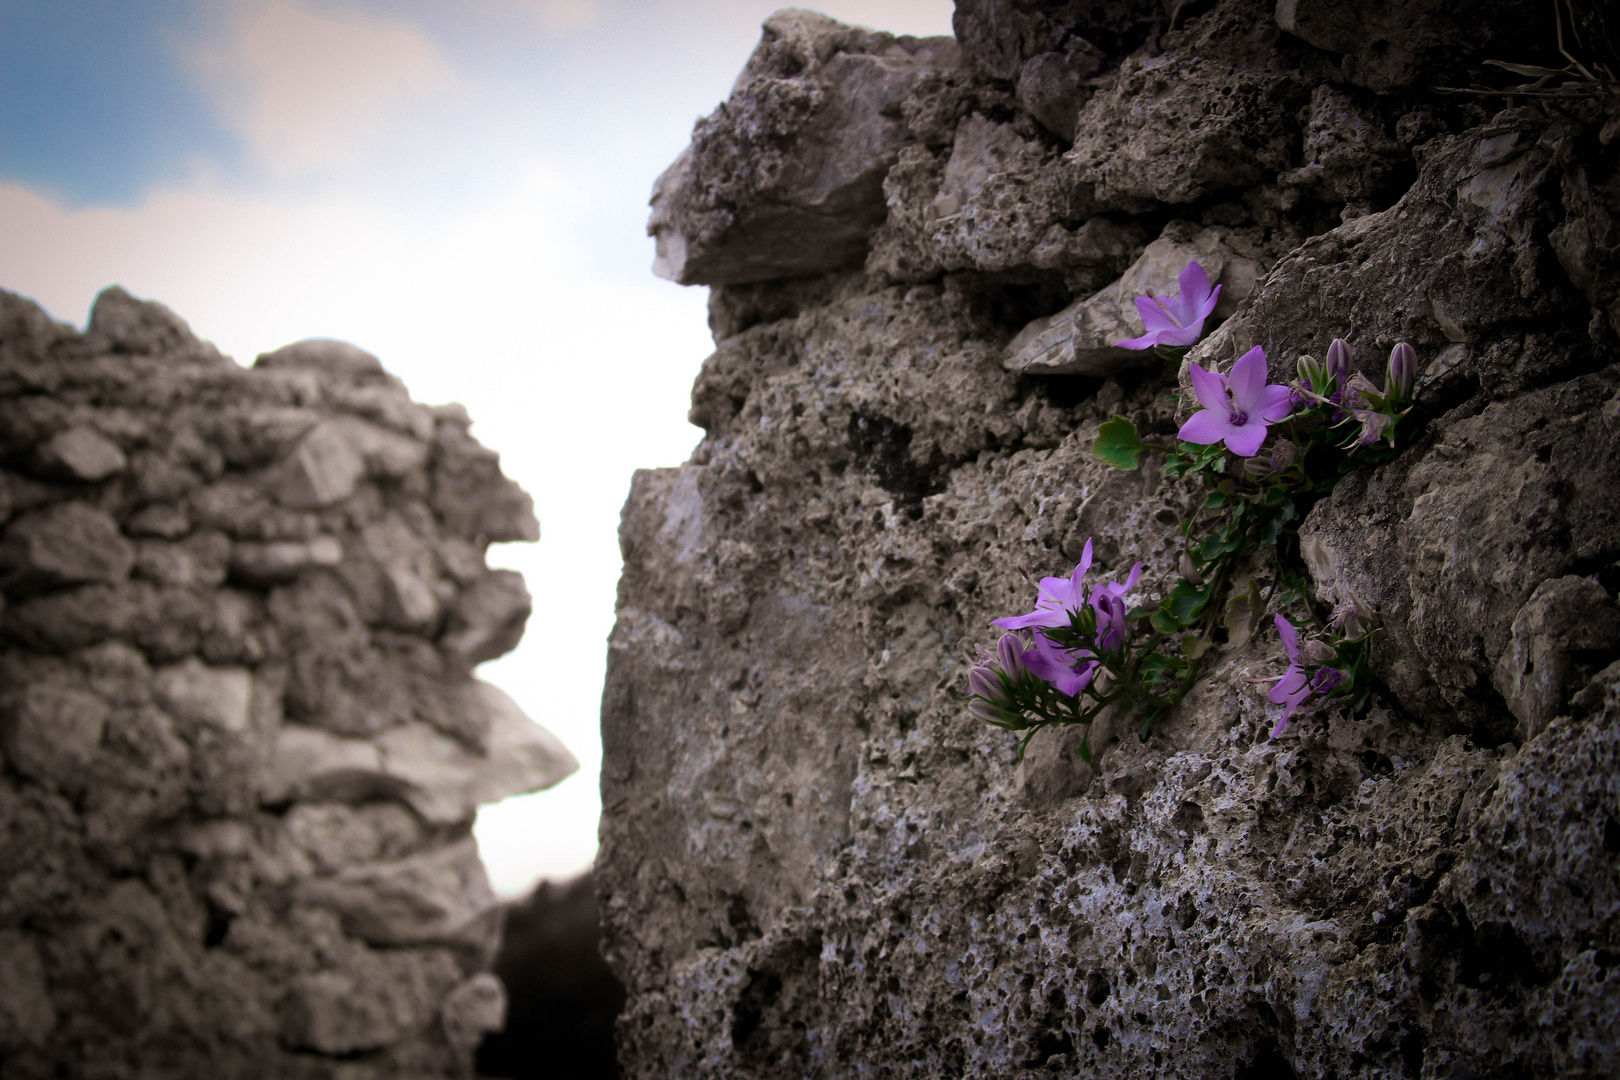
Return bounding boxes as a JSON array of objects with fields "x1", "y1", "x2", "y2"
[{"x1": 0, "y1": 0, "x2": 956, "y2": 896}]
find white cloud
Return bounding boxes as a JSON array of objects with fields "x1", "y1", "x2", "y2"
[
  {"x1": 692, "y1": 0, "x2": 956, "y2": 37},
  {"x1": 493, "y1": 0, "x2": 599, "y2": 32},
  {"x1": 189, "y1": 1, "x2": 458, "y2": 176}
]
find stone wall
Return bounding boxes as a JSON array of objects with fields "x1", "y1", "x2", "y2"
[
  {"x1": 0, "y1": 286, "x2": 576, "y2": 1078},
  {"x1": 601, "y1": 3, "x2": 1620, "y2": 1078}
]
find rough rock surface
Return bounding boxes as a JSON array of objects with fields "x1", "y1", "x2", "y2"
[
  {"x1": 603, "y1": 2, "x2": 1620, "y2": 1077},
  {"x1": 0, "y1": 286, "x2": 576, "y2": 1079}
]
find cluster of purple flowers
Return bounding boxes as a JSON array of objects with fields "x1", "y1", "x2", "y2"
[
  {"x1": 967, "y1": 539, "x2": 1143, "y2": 722},
  {"x1": 969, "y1": 262, "x2": 1410, "y2": 746}
]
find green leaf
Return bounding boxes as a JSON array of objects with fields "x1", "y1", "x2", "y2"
[
  {"x1": 1180, "y1": 633, "x2": 1211, "y2": 659},
  {"x1": 1166, "y1": 579, "x2": 1213, "y2": 624},
  {"x1": 1141, "y1": 652, "x2": 1187, "y2": 685},
  {"x1": 1093, "y1": 416, "x2": 1144, "y2": 471},
  {"x1": 1150, "y1": 611, "x2": 1183, "y2": 635},
  {"x1": 1222, "y1": 579, "x2": 1264, "y2": 649},
  {"x1": 1196, "y1": 528, "x2": 1244, "y2": 563}
]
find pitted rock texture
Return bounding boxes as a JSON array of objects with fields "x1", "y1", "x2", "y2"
[
  {"x1": 0, "y1": 286, "x2": 575, "y2": 1079},
  {"x1": 603, "y1": 2, "x2": 1620, "y2": 1078}
]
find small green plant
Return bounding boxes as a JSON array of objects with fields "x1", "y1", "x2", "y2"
[{"x1": 969, "y1": 263, "x2": 1419, "y2": 757}]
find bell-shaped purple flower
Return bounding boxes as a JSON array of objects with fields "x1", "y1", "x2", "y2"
[
  {"x1": 1023, "y1": 634, "x2": 1098, "y2": 697},
  {"x1": 1113, "y1": 261, "x2": 1222, "y2": 350},
  {"x1": 1178, "y1": 346, "x2": 1294, "y2": 458},
  {"x1": 1268, "y1": 614, "x2": 1313, "y2": 737},
  {"x1": 993, "y1": 539, "x2": 1094, "y2": 632}
]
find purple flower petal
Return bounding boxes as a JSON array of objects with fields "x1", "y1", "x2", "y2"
[
  {"x1": 1186, "y1": 363, "x2": 1228, "y2": 412},
  {"x1": 1178, "y1": 408, "x2": 1234, "y2": 445},
  {"x1": 1253, "y1": 383, "x2": 1294, "y2": 423},
  {"x1": 1174, "y1": 261, "x2": 1214, "y2": 322},
  {"x1": 1274, "y1": 614, "x2": 1299, "y2": 659},
  {"x1": 1136, "y1": 296, "x2": 1183, "y2": 334},
  {"x1": 1228, "y1": 346, "x2": 1268, "y2": 409},
  {"x1": 1222, "y1": 420, "x2": 1268, "y2": 458}
]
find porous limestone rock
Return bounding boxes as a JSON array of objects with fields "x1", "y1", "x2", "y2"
[
  {"x1": 649, "y1": 10, "x2": 959, "y2": 285},
  {"x1": 602, "y1": 3, "x2": 1620, "y2": 1077},
  {"x1": 0, "y1": 285, "x2": 573, "y2": 1079}
]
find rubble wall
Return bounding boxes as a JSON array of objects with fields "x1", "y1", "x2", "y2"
[
  {"x1": 601, "y1": 2, "x2": 1620, "y2": 1077},
  {"x1": 0, "y1": 286, "x2": 576, "y2": 1079}
]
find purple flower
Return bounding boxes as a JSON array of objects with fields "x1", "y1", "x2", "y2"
[
  {"x1": 1267, "y1": 615, "x2": 1313, "y2": 737},
  {"x1": 993, "y1": 539, "x2": 1095, "y2": 633},
  {"x1": 1024, "y1": 634, "x2": 1098, "y2": 697},
  {"x1": 1113, "y1": 261, "x2": 1222, "y2": 350},
  {"x1": 1267, "y1": 615, "x2": 1347, "y2": 738},
  {"x1": 1178, "y1": 346, "x2": 1294, "y2": 458},
  {"x1": 1088, "y1": 560, "x2": 1142, "y2": 653}
]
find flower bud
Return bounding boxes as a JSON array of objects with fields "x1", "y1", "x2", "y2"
[
  {"x1": 1326, "y1": 338, "x2": 1352, "y2": 389},
  {"x1": 1387, "y1": 342, "x2": 1417, "y2": 402},
  {"x1": 1269, "y1": 439, "x2": 1300, "y2": 472},
  {"x1": 1296, "y1": 354, "x2": 1324, "y2": 388},
  {"x1": 996, "y1": 634, "x2": 1029, "y2": 681},
  {"x1": 1244, "y1": 454, "x2": 1274, "y2": 481},
  {"x1": 968, "y1": 666, "x2": 1006, "y2": 704},
  {"x1": 969, "y1": 698, "x2": 1026, "y2": 729}
]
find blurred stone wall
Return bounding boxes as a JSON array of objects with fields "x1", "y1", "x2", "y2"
[
  {"x1": 601, "y1": 2, "x2": 1620, "y2": 1077},
  {"x1": 0, "y1": 286, "x2": 577, "y2": 1079}
]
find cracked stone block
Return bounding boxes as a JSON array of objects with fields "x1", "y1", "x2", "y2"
[
  {"x1": 36, "y1": 426, "x2": 127, "y2": 482},
  {"x1": 0, "y1": 502, "x2": 135, "y2": 594},
  {"x1": 648, "y1": 10, "x2": 957, "y2": 285},
  {"x1": 1493, "y1": 576, "x2": 1620, "y2": 741},
  {"x1": 0, "y1": 683, "x2": 108, "y2": 794}
]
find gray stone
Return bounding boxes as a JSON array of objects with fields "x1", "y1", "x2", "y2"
[
  {"x1": 375, "y1": 683, "x2": 579, "y2": 825},
  {"x1": 228, "y1": 535, "x2": 344, "y2": 583},
  {"x1": 87, "y1": 284, "x2": 222, "y2": 360},
  {"x1": 431, "y1": 416, "x2": 540, "y2": 544},
  {"x1": 265, "y1": 421, "x2": 367, "y2": 508},
  {"x1": 261, "y1": 723, "x2": 387, "y2": 806},
  {"x1": 0, "y1": 929, "x2": 56, "y2": 1050},
  {"x1": 153, "y1": 657, "x2": 255, "y2": 734},
  {"x1": 263, "y1": 683, "x2": 576, "y2": 825},
  {"x1": 0, "y1": 502, "x2": 135, "y2": 593},
  {"x1": 439, "y1": 569, "x2": 531, "y2": 669},
  {"x1": 1276, "y1": 0, "x2": 1533, "y2": 92},
  {"x1": 254, "y1": 338, "x2": 386, "y2": 379},
  {"x1": 1493, "y1": 576, "x2": 1620, "y2": 741},
  {"x1": 1066, "y1": 10, "x2": 1315, "y2": 208},
  {"x1": 866, "y1": 114, "x2": 1112, "y2": 284},
  {"x1": 648, "y1": 11, "x2": 957, "y2": 285},
  {"x1": 438, "y1": 972, "x2": 507, "y2": 1051},
  {"x1": 36, "y1": 425, "x2": 127, "y2": 481},
  {"x1": 1015, "y1": 48, "x2": 1100, "y2": 142},
  {"x1": 0, "y1": 281, "x2": 550, "y2": 1078},
  {"x1": 0, "y1": 683, "x2": 107, "y2": 793},
  {"x1": 1301, "y1": 369, "x2": 1620, "y2": 736},
  {"x1": 294, "y1": 836, "x2": 500, "y2": 951},
  {"x1": 279, "y1": 948, "x2": 461, "y2": 1055}
]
